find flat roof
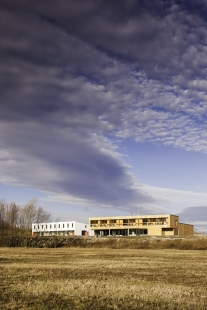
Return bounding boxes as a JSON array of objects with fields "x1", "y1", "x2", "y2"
[
  {"x1": 89, "y1": 214, "x2": 176, "y2": 220},
  {"x1": 32, "y1": 221, "x2": 87, "y2": 225}
]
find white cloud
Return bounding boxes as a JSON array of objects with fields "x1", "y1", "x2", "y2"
[
  {"x1": 1, "y1": 0, "x2": 207, "y2": 220},
  {"x1": 142, "y1": 184, "x2": 207, "y2": 212}
]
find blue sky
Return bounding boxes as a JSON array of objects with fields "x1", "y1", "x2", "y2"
[{"x1": 1, "y1": 0, "x2": 207, "y2": 231}]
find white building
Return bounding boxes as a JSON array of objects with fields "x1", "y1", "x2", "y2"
[{"x1": 32, "y1": 221, "x2": 94, "y2": 237}]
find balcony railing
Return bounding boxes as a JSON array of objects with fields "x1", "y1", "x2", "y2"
[
  {"x1": 143, "y1": 222, "x2": 167, "y2": 225},
  {"x1": 90, "y1": 221, "x2": 168, "y2": 228}
]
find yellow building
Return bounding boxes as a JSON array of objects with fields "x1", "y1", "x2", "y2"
[{"x1": 89, "y1": 214, "x2": 194, "y2": 237}]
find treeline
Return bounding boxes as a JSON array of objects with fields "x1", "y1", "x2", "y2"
[{"x1": 0, "y1": 198, "x2": 51, "y2": 242}]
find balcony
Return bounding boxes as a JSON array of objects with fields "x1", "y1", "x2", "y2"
[{"x1": 142, "y1": 222, "x2": 167, "y2": 226}]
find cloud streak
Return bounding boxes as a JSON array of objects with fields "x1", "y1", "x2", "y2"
[{"x1": 1, "y1": 0, "x2": 207, "y2": 216}]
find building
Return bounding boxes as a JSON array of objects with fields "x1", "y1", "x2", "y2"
[
  {"x1": 89, "y1": 214, "x2": 194, "y2": 237},
  {"x1": 32, "y1": 221, "x2": 94, "y2": 237}
]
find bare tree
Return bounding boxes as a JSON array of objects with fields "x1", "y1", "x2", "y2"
[
  {"x1": 19, "y1": 197, "x2": 51, "y2": 236},
  {"x1": 6, "y1": 202, "x2": 20, "y2": 229},
  {"x1": 0, "y1": 197, "x2": 51, "y2": 240},
  {"x1": 19, "y1": 198, "x2": 37, "y2": 230},
  {"x1": 0, "y1": 201, "x2": 7, "y2": 238},
  {"x1": 35, "y1": 206, "x2": 51, "y2": 223}
]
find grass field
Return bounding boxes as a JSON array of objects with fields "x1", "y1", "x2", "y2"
[{"x1": 0, "y1": 247, "x2": 207, "y2": 310}]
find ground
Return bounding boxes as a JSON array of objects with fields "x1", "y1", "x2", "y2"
[{"x1": 0, "y1": 247, "x2": 207, "y2": 309}]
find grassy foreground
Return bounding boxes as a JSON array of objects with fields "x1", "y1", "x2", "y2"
[{"x1": 0, "y1": 248, "x2": 207, "y2": 310}]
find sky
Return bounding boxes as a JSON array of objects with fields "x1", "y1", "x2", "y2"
[{"x1": 1, "y1": 0, "x2": 207, "y2": 232}]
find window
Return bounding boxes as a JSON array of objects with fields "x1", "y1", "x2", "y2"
[
  {"x1": 38, "y1": 225, "x2": 39, "y2": 229},
  {"x1": 58, "y1": 224, "x2": 60, "y2": 228},
  {"x1": 50, "y1": 224, "x2": 52, "y2": 229},
  {"x1": 100, "y1": 220, "x2": 107, "y2": 225},
  {"x1": 67, "y1": 223, "x2": 69, "y2": 228},
  {"x1": 85, "y1": 225, "x2": 87, "y2": 228},
  {"x1": 123, "y1": 219, "x2": 129, "y2": 225},
  {"x1": 175, "y1": 220, "x2": 177, "y2": 227},
  {"x1": 42, "y1": 225, "x2": 44, "y2": 229},
  {"x1": 34, "y1": 225, "x2": 36, "y2": 229},
  {"x1": 91, "y1": 220, "x2": 98, "y2": 225},
  {"x1": 54, "y1": 224, "x2": 56, "y2": 228},
  {"x1": 63, "y1": 224, "x2": 64, "y2": 228},
  {"x1": 46, "y1": 225, "x2": 47, "y2": 229},
  {"x1": 100, "y1": 220, "x2": 107, "y2": 227},
  {"x1": 110, "y1": 220, "x2": 116, "y2": 223},
  {"x1": 129, "y1": 219, "x2": 136, "y2": 223},
  {"x1": 72, "y1": 223, "x2": 73, "y2": 228}
]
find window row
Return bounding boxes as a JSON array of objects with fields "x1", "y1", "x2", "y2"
[
  {"x1": 34, "y1": 223, "x2": 74, "y2": 230},
  {"x1": 90, "y1": 218, "x2": 167, "y2": 225}
]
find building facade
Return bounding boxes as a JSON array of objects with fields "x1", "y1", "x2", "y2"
[
  {"x1": 89, "y1": 214, "x2": 194, "y2": 237},
  {"x1": 32, "y1": 221, "x2": 94, "y2": 237}
]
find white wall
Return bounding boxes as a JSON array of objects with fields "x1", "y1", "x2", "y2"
[
  {"x1": 75, "y1": 222, "x2": 87, "y2": 235},
  {"x1": 32, "y1": 221, "x2": 94, "y2": 236},
  {"x1": 32, "y1": 221, "x2": 75, "y2": 232}
]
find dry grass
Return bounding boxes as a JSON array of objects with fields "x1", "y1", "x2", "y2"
[
  {"x1": 81, "y1": 236, "x2": 207, "y2": 250},
  {"x1": 2, "y1": 235, "x2": 207, "y2": 250},
  {"x1": 0, "y1": 247, "x2": 207, "y2": 309}
]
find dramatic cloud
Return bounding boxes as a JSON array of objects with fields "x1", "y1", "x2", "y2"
[
  {"x1": 1, "y1": 0, "x2": 207, "y2": 219},
  {"x1": 178, "y1": 206, "x2": 207, "y2": 232},
  {"x1": 179, "y1": 206, "x2": 207, "y2": 222}
]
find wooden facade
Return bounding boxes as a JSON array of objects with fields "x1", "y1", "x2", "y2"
[{"x1": 89, "y1": 214, "x2": 194, "y2": 237}]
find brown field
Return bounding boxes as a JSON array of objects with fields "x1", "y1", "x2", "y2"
[{"x1": 0, "y1": 247, "x2": 207, "y2": 310}]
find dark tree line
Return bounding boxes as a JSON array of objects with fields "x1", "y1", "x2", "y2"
[{"x1": 0, "y1": 198, "x2": 51, "y2": 239}]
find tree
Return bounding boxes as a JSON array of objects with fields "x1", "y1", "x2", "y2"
[
  {"x1": 20, "y1": 197, "x2": 51, "y2": 231},
  {"x1": 6, "y1": 202, "x2": 20, "y2": 230},
  {"x1": 36, "y1": 206, "x2": 51, "y2": 224},
  {"x1": 0, "y1": 201, "x2": 7, "y2": 238},
  {"x1": 19, "y1": 198, "x2": 37, "y2": 230},
  {"x1": 0, "y1": 197, "x2": 51, "y2": 240}
]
